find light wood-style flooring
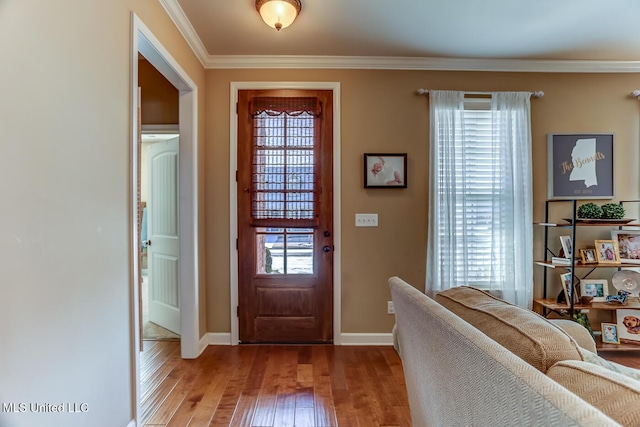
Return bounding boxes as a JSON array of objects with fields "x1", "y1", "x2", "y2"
[{"x1": 140, "y1": 341, "x2": 411, "y2": 426}]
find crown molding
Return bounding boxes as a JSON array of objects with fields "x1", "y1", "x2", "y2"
[
  {"x1": 159, "y1": 1, "x2": 640, "y2": 73},
  {"x1": 204, "y1": 55, "x2": 640, "y2": 72},
  {"x1": 158, "y1": 0, "x2": 209, "y2": 67}
]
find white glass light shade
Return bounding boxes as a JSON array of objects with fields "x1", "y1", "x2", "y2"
[{"x1": 256, "y1": 0, "x2": 301, "y2": 31}]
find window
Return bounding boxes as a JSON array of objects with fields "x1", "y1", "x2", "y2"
[
  {"x1": 250, "y1": 97, "x2": 320, "y2": 228},
  {"x1": 427, "y1": 91, "x2": 533, "y2": 307},
  {"x1": 444, "y1": 101, "x2": 504, "y2": 287}
]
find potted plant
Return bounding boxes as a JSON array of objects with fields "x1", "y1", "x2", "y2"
[
  {"x1": 600, "y1": 203, "x2": 625, "y2": 220},
  {"x1": 577, "y1": 202, "x2": 602, "y2": 219}
]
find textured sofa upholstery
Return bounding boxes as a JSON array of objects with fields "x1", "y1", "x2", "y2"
[
  {"x1": 434, "y1": 286, "x2": 585, "y2": 373},
  {"x1": 389, "y1": 276, "x2": 628, "y2": 427}
]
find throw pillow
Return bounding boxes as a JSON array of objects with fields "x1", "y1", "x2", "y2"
[{"x1": 435, "y1": 286, "x2": 583, "y2": 373}]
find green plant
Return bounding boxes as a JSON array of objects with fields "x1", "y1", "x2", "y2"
[
  {"x1": 600, "y1": 203, "x2": 625, "y2": 219},
  {"x1": 572, "y1": 311, "x2": 595, "y2": 340},
  {"x1": 576, "y1": 202, "x2": 602, "y2": 219}
]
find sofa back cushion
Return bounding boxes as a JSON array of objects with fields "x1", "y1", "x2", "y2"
[
  {"x1": 389, "y1": 277, "x2": 618, "y2": 427},
  {"x1": 548, "y1": 360, "x2": 640, "y2": 426},
  {"x1": 435, "y1": 286, "x2": 583, "y2": 373}
]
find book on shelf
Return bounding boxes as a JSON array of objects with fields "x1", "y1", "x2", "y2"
[{"x1": 551, "y1": 257, "x2": 580, "y2": 265}]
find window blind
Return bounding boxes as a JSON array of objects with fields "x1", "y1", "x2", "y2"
[
  {"x1": 250, "y1": 97, "x2": 320, "y2": 228},
  {"x1": 441, "y1": 104, "x2": 506, "y2": 287}
]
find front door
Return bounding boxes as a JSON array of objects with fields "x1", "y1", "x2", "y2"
[
  {"x1": 237, "y1": 89, "x2": 333, "y2": 343},
  {"x1": 147, "y1": 137, "x2": 181, "y2": 335}
]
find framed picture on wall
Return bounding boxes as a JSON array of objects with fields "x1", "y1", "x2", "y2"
[
  {"x1": 547, "y1": 133, "x2": 614, "y2": 199},
  {"x1": 364, "y1": 153, "x2": 407, "y2": 188}
]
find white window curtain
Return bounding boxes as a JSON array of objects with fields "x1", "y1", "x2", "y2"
[{"x1": 426, "y1": 90, "x2": 533, "y2": 308}]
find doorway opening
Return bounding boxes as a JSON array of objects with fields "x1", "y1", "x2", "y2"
[
  {"x1": 141, "y1": 131, "x2": 180, "y2": 340},
  {"x1": 131, "y1": 12, "x2": 200, "y2": 426}
]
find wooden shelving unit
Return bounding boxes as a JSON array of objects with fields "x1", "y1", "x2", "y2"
[
  {"x1": 596, "y1": 336, "x2": 640, "y2": 352},
  {"x1": 534, "y1": 298, "x2": 640, "y2": 351},
  {"x1": 534, "y1": 298, "x2": 640, "y2": 312},
  {"x1": 535, "y1": 260, "x2": 640, "y2": 269},
  {"x1": 535, "y1": 200, "x2": 640, "y2": 352}
]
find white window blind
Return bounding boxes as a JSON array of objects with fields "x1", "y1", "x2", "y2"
[{"x1": 444, "y1": 103, "x2": 506, "y2": 287}]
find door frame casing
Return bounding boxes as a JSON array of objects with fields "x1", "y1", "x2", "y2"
[
  {"x1": 229, "y1": 82, "x2": 342, "y2": 345},
  {"x1": 131, "y1": 12, "x2": 200, "y2": 426}
]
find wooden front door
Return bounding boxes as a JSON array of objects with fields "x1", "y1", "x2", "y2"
[{"x1": 237, "y1": 89, "x2": 333, "y2": 343}]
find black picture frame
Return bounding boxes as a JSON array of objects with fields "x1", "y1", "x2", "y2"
[
  {"x1": 364, "y1": 153, "x2": 407, "y2": 188},
  {"x1": 547, "y1": 133, "x2": 614, "y2": 199}
]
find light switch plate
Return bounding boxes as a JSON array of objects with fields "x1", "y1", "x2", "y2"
[{"x1": 355, "y1": 213, "x2": 378, "y2": 227}]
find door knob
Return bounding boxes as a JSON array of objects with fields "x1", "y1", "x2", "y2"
[
  {"x1": 143, "y1": 240, "x2": 151, "y2": 246},
  {"x1": 324, "y1": 231, "x2": 331, "y2": 237},
  {"x1": 322, "y1": 245, "x2": 332, "y2": 253}
]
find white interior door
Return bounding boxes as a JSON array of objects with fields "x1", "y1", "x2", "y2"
[{"x1": 147, "y1": 137, "x2": 180, "y2": 334}]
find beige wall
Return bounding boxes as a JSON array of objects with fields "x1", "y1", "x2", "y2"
[
  {"x1": 0, "y1": 1, "x2": 205, "y2": 426},
  {"x1": 205, "y1": 69, "x2": 640, "y2": 335}
]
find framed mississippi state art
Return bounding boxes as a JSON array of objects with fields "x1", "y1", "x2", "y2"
[{"x1": 547, "y1": 133, "x2": 614, "y2": 199}]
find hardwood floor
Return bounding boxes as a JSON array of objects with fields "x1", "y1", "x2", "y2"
[
  {"x1": 140, "y1": 340, "x2": 640, "y2": 427},
  {"x1": 140, "y1": 341, "x2": 411, "y2": 426}
]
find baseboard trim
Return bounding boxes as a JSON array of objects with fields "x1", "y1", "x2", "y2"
[
  {"x1": 197, "y1": 332, "x2": 392, "y2": 347},
  {"x1": 201, "y1": 332, "x2": 232, "y2": 348},
  {"x1": 340, "y1": 333, "x2": 394, "y2": 346}
]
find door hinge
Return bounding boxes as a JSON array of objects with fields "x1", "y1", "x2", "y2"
[
  {"x1": 235, "y1": 170, "x2": 238, "y2": 182},
  {"x1": 236, "y1": 306, "x2": 239, "y2": 317},
  {"x1": 236, "y1": 238, "x2": 238, "y2": 250},
  {"x1": 236, "y1": 102, "x2": 238, "y2": 115}
]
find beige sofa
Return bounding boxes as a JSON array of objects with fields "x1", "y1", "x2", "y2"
[{"x1": 389, "y1": 276, "x2": 640, "y2": 427}]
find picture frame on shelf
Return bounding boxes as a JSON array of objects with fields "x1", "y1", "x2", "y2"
[
  {"x1": 580, "y1": 279, "x2": 609, "y2": 302},
  {"x1": 559, "y1": 235, "x2": 573, "y2": 258},
  {"x1": 547, "y1": 133, "x2": 614, "y2": 200},
  {"x1": 594, "y1": 239, "x2": 620, "y2": 264},
  {"x1": 579, "y1": 248, "x2": 597, "y2": 264},
  {"x1": 610, "y1": 230, "x2": 640, "y2": 264},
  {"x1": 560, "y1": 272, "x2": 576, "y2": 305},
  {"x1": 601, "y1": 323, "x2": 620, "y2": 344},
  {"x1": 364, "y1": 153, "x2": 407, "y2": 188},
  {"x1": 616, "y1": 309, "x2": 640, "y2": 343}
]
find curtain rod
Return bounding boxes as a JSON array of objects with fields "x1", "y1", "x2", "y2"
[
  {"x1": 416, "y1": 88, "x2": 544, "y2": 98},
  {"x1": 632, "y1": 90, "x2": 640, "y2": 99}
]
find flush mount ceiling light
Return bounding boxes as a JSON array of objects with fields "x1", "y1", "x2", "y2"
[{"x1": 255, "y1": 0, "x2": 301, "y2": 31}]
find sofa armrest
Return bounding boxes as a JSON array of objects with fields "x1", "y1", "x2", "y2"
[{"x1": 549, "y1": 319, "x2": 597, "y2": 353}]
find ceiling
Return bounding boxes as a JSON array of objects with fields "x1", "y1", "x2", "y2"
[{"x1": 166, "y1": 0, "x2": 640, "y2": 71}]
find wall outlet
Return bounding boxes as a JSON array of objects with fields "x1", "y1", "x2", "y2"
[{"x1": 387, "y1": 301, "x2": 394, "y2": 314}]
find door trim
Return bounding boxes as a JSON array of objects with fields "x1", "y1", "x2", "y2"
[
  {"x1": 131, "y1": 12, "x2": 200, "y2": 426},
  {"x1": 230, "y1": 81, "x2": 342, "y2": 345}
]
